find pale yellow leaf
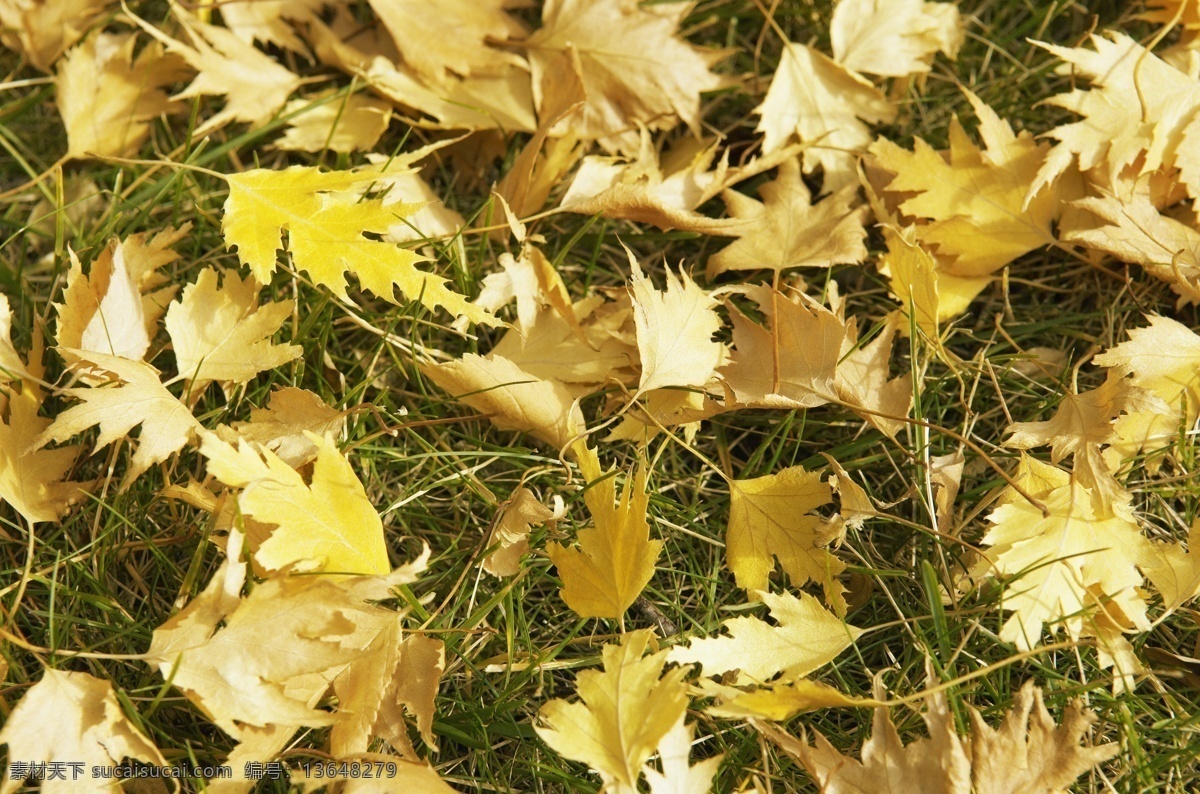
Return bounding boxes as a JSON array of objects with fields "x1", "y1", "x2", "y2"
[
  {"x1": 755, "y1": 41, "x2": 895, "y2": 188},
  {"x1": 368, "y1": 0, "x2": 525, "y2": 84},
  {"x1": 32, "y1": 349, "x2": 201, "y2": 489},
  {"x1": 213, "y1": 0, "x2": 325, "y2": 53},
  {"x1": 831, "y1": 0, "x2": 962, "y2": 77},
  {"x1": 0, "y1": 669, "x2": 165, "y2": 794},
  {"x1": 0, "y1": 0, "x2": 112, "y2": 71},
  {"x1": 643, "y1": 717, "x2": 722, "y2": 794},
  {"x1": 277, "y1": 92, "x2": 393, "y2": 153},
  {"x1": 227, "y1": 386, "x2": 349, "y2": 468},
  {"x1": 668, "y1": 590, "x2": 861, "y2": 684},
  {"x1": 536, "y1": 629, "x2": 689, "y2": 793},
  {"x1": 526, "y1": 0, "x2": 726, "y2": 154},
  {"x1": 423, "y1": 353, "x2": 585, "y2": 450},
  {"x1": 629, "y1": 258, "x2": 723, "y2": 395},
  {"x1": 484, "y1": 486, "x2": 563, "y2": 577},
  {"x1": 833, "y1": 310, "x2": 914, "y2": 437},
  {"x1": 165, "y1": 267, "x2": 300, "y2": 394},
  {"x1": 703, "y1": 678, "x2": 881, "y2": 721}
]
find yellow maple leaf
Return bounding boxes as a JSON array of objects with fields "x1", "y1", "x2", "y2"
[
  {"x1": 199, "y1": 431, "x2": 390, "y2": 575},
  {"x1": 0, "y1": 293, "x2": 30, "y2": 384},
  {"x1": 629, "y1": 258, "x2": 724, "y2": 396},
  {"x1": 1093, "y1": 314, "x2": 1200, "y2": 464},
  {"x1": 536, "y1": 629, "x2": 690, "y2": 794},
  {"x1": 707, "y1": 158, "x2": 869, "y2": 277},
  {"x1": 164, "y1": 267, "x2": 301, "y2": 396},
  {"x1": 0, "y1": 669, "x2": 166, "y2": 794},
  {"x1": 0, "y1": 0, "x2": 111, "y2": 72},
  {"x1": 547, "y1": 446, "x2": 662, "y2": 621},
  {"x1": 830, "y1": 0, "x2": 962, "y2": 78},
  {"x1": 725, "y1": 465, "x2": 847, "y2": 611},
  {"x1": 56, "y1": 31, "x2": 185, "y2": 160},
  {"x1": 878, "y1": 227, "x2": 993, "y2": 341},
  {"x1": 525, "y1": 0, "x2": 727, "y2": 154},
  {"x1": 702, "y1": 678, "x2": 881, "y2": 721},
  {"x1": 870, "y1": 91, "x2": 1056, "y2": 277},
  {"x1": 721, "y1": 285, "x2": 850, "y2": 410},
  {"x1": 33, "y1": 349, "x2": 201, "y2": 489},
  {"x1": 755, "y1": 40, "x2": 895, "y2": 188},
  {"x1": 222, "y1": 165, "x2": 496, "y2": 325},
  {"x1": 977, "y1": 457, "x2": 1161, "y2": 688},
  {"x1": 422, "y1": 353, "x2": 585, "y2": 450},
  {"x1": 668, "y1": 590, "x2": 861, "y2": 684}
]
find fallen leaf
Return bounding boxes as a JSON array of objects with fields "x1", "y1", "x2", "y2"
[
  {"x1": 0, "y1": 668, "x2": 166, "y2": 794},
  {"x1": 629, "y1": 258, "x2": 724, "y2": 395},
  {"x1": 547, "y1": 446, "x2": 662, "y2": 621},
  {"x1": 226, "y1": 386, "x2": 349, "y2": 468},
  {"x1": 703, "y1": 678, "x2": 881, "y2": 721},
  {"x1": 524, "y1": 0, "x2": 726, "y2": 153},
  {"x1": 213, "y1": 0, "x2": 325, "y2": 53},
  {"x1": 833, "y1": 311, "x2": 914, "y2": 437},
  {"x1": 643, "y1": 716, "x2": 722, "y2": 794},
  {"x1": 755, "y1": 40, "x2": 895, "y2": 188},
  {"x1": 707, "y1": 158, "x2": 869, "y2": 277},
  {"x1": 536, "y1": 629, "x2": 690, "y2": 793},
  {"x1": 32, "y1": 349, "x2": 201, "y2": 489},
  {"x1": 56, "y1": 31, "x2": 183, "y2": 159},
  {"x1": 276, "y1": 91, "x2": 393, "y2": 153},
  {"x1": 200, "y1": 431, "x2": 390, "y2": 575},
  {"x1": 870, "y1": 91, "x2": 1057, "y2": 277},
  {"x1": 0, "y1": 0, "x2": 112, "y2": 71},
  {"x1": 0, "y1": 293, "x2": 30, "y2": 384},
  {"x1": 222, "y1": 164, "x2": 496, "y2": 325},
  {"x1": 668, "y1": 590, "x2": 861, "y2": 684},
  {"x1": 967, "y1": 680, "x2": 1119, "y2": 794},
  {"x1": 725, "y1": 466, "x2": 847, "y2": 611},
  {"x1": 831, "y1": 0, "x2": 962, "y2": 78},
  {"x1": 483, "y1": 486, "x2": 564, "y2": 577},
  {"x1": 422, "y1": 353, "x2": 585, "y2": 449},
  {"x1": 131, "y1": 6, "x2": 301, "y2": 134},
  {"x1": 165, "y1": 267, "x2": 300, "y2": 397}
]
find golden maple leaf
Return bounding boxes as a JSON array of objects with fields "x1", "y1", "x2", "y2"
[
  {"x1": 724, "y1": 466, "x2": 848, "y2": 611},
  {"x1": 707, "y1": 158, "x2": 869, "y2": 277},
  {"x1": 200, "y1": 431, "x2": 390, "y2": 575},
  {"x1": 668, "y1": 590, "x2": 861, "y2": 684},
  {"x1": 536, "y1": 629, "x2": 690, "y2": 794},
  {"x1": 524, "y1": 0, "x2": 726, "y2": 154},
  {"x1": 164, "y1": 267, "x2": 300, "y2": 397},
  {"x1": 222, "y1": 164, "x2": 496, "y2": 325},
  {"x1": 0, "y1": 669, "x2": 166, "y2": 792},
  {"x1": 702, "y1": 678, "x2": 881, "y2": 721},
  {"x1": 547, "y1": 446, "x2": 662, "y2": 621},
  {"x1": 830, "y1": 0, "x2": 962, "y2": 78},
  {"x1": 870, "y1": 91, "x2": 1057, "y2": 278}
]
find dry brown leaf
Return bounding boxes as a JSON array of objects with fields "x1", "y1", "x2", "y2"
[
  {"x1": 525, "y1": 0, "x2": 726, "y2": 153},
  {"x1": 0, "y1": 669, "x2": 166, "y2": 794},
  {"x1": 484, "y1": 486, "x2": 564, "y2": 577},
  {"x1": 707, "y1": 158, "x2": 869, "y2": 277}
]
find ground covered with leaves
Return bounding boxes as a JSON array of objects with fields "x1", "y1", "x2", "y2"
[{"x1": 2, "y1": 0, "x2": 1199, "y2": 792}]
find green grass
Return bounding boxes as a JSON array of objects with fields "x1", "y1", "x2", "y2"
[{"x1": 3, "y1": 0, "x2": 1200, "y2": 792}]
